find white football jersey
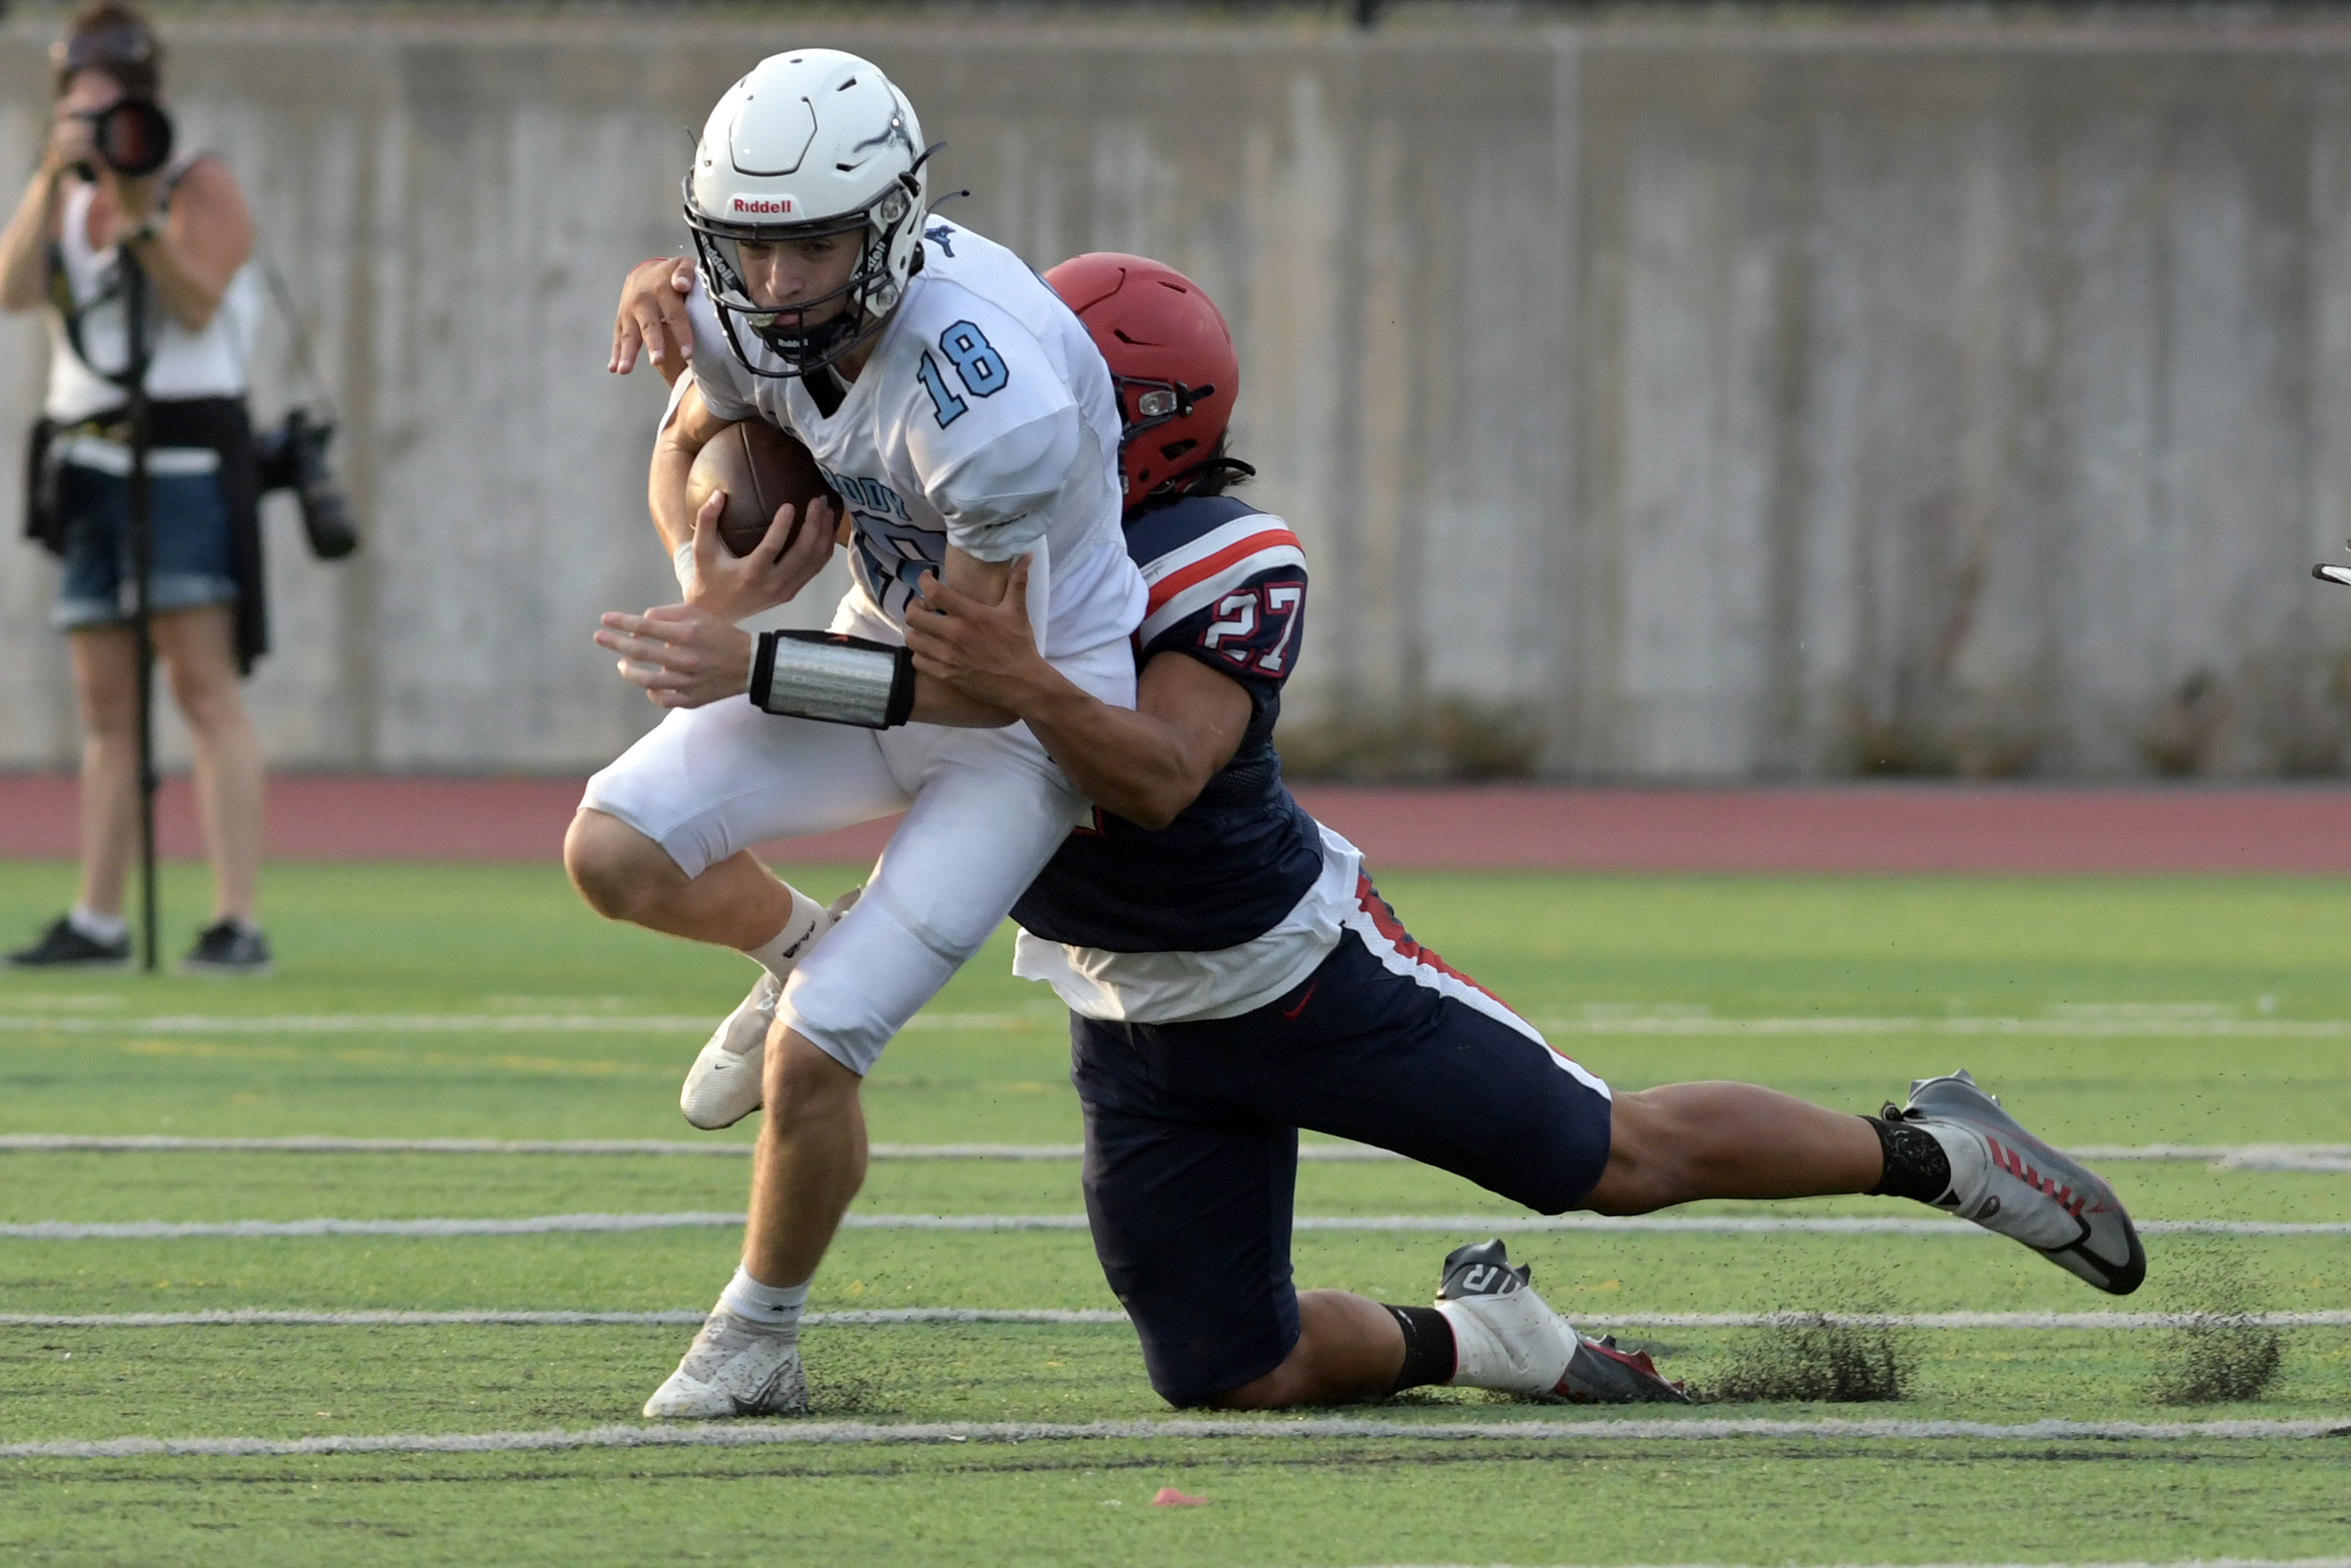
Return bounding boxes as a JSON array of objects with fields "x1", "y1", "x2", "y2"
[{"x1": 685, "y1": 218, "x2": 1144, "y2": 657}]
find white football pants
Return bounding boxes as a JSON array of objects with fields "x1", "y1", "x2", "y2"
[{"x1": 581, "y1": 586, "x2": 1133, "y2": 1076}]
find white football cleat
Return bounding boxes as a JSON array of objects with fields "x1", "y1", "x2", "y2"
[
  {"x1": 1891, "y1": 1068, "x2": 2146, "y2": 1296},
  {"x1": 1433, "y1": 1239, "x2": 1687, "y2": 1403},
  {"x1": 641, "y1": 1309, "x2": 806, "y2": 1419},
  {"x1": 680, "y1": 971, "x2": 779, "y2": 1130},
  {"x1": 678, "y1": 887, "x2": 858, "y2": 1131}
]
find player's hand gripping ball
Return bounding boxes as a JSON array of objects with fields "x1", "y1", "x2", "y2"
[{"x1": 688, "y1": 421, "x2": 841, "y2": 559}]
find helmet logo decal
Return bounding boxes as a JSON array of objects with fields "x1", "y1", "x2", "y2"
[
  {"x1": 849, "y1": 112, "x2": 914, "y2": 158},
  {"x1": 731, "y1": 196, "x2": 796, "y2": 215}
]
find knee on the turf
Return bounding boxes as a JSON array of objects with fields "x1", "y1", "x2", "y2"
[{"x1": 562, "y1": 810, "x2": 681, "y2": 921}]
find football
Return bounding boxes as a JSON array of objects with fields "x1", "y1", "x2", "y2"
[{"x1": 686, "y1": 420, "x2": 840, "y2": 558}]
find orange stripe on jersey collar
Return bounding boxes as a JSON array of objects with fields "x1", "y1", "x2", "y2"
[{"x1": 1144, "y1": 528, "x2": 1303, "y2": 615}]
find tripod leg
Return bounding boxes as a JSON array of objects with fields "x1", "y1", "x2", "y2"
[
  {"x1": 133, "y1": 606, "x2": 158, "y2": 973},
  {"x1": 125, "y1": 258, "x2": 160, "y2": 975}
]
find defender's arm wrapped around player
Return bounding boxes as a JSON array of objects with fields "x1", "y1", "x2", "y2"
[{"x1": 905, "y1": 529, "x2": 1302, "y2": 829}]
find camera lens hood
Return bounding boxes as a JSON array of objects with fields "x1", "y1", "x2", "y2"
[{"x1": 89, "y1": 98, "x2": 173, "y2": 179}]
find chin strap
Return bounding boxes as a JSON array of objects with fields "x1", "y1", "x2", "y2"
[{"x1": 750, "y1": 631, "x2": 916, "y2": 729}]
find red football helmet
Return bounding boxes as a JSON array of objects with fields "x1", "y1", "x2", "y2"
[{"x1": 1045, "y1": 252, "x2": 1238, "y2": 511}]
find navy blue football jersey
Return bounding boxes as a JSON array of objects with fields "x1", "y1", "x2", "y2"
[{"x1": 1011, "y1": 494, "x2": 1322, "y2": 953}]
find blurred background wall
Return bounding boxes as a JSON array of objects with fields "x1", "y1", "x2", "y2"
[{"x1": 4, "y1": 9, "x2": 2349, "y2": 780}]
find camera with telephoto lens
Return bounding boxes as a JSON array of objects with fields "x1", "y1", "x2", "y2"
[
  {"x1": 253, "y1": 407, "x2": 359, "y2": 561},
  {"x1": 72, "y1": 96, "x2": 173, "y2": 180}
]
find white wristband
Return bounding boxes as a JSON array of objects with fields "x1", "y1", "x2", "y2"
[{"x1": 672, "y1": 539, "x2": 698, "y2": 595}]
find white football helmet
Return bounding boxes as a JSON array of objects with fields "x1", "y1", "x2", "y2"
[{"x1": 684, "y1": 49, "x2": 929, "y2": 377}]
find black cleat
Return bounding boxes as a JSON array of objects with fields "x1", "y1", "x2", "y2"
[
  {"x1": 6, "y1": 915, "x2": 130, "y2": 970},
  {"x1": 180, "y1": 920, "x2": 273, "y2": 977}
]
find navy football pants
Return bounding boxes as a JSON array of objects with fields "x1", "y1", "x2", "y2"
[{"x1": 1071, "y1": 880, "x2": 1614, "y2": 1408}]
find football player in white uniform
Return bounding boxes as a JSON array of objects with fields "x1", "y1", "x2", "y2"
[{"x1": 575, "y1": 50, "x2": 1145, "y2": 1418}]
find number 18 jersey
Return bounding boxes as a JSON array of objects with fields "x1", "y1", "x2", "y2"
[{"x1": 684, "y1": 217, "x2": 1144, "y2": 656}]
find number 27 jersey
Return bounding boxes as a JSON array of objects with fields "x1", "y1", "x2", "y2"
[{"x1": 1011, "y1": 493, "x2": 1320, "y2": 963}]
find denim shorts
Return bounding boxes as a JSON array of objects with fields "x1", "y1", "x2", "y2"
[{"x1": 51, "y1": 453, "x2": 239, "y2": 631}]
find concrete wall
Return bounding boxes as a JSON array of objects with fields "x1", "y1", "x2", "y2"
[{"x1": 5, "y1": 12, "x2": 2350, "y2": 779}]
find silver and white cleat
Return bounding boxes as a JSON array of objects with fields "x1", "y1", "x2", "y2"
[
  {"x1": 678, "y1": 887, "x2": 858, "y2": 1131},
  {"x1": 641, "y1": 1308, "x2": 806, "y2": 1419},
  {"x1": 1434, "y1": 1239, "x2": 1689, "y2": 1404},
  {"x1": 1891, "y1": 1068, "x2": 2146, "y2": 1296},
  {"x1": 680, "y1": 971, "x2": 779, "y2": 1131}
]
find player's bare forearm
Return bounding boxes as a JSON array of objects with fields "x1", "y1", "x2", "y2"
[
  {"x1": 594, "y1": 602, "x2": 987, "y2": 733},
  {"x1": 906, "y1": 673, "x2": 1018, "y2": 728},
  {"x1": 1017, "y1": 676, "x2": 1217, "y2": 830},
  {"x1": 905, "y1": 545, "x2": 1017, "y2": 726},
  {"x1": 650, "y1": 381, "x2": 722, "y2": 553},
  {"x1": 903, "y1": 558, "x2": 1248, "y2": 824},
  {"x1": 943, "y1": 545, "x2": 1012, "y2": 607}
]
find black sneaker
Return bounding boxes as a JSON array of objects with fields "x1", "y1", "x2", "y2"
[
  {"x1": 6, "y1": 914, "x2": 131, "y2": 969},
  {"x1": 180, "y1": 919, "x2": 272, "y2": 976}
]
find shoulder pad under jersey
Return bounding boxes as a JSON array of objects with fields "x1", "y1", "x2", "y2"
[{"x1": 1129, "y1": 496, "x2": 1307, "y2": 649}]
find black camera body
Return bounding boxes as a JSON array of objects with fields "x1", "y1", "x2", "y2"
[
  {"x1": 253, "y1": 408, "x2": 359, "y2": 561},
  {"x1": 73, "y1": 96, "x2": 173, "y2": 180}
]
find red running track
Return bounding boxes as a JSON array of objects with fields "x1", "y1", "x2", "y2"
[{"x1": 1, "y1": 773, "x2": 2347, "y2": 873}]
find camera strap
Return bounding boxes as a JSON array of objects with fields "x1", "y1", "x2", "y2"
[
  {"x1": 252, "y1": 234, "x2": 340, "y2": 428},
  {"x1": 46, "y1": 236, "x2": 128, "y2": 391}
]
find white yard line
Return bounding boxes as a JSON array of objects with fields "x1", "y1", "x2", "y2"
[
  {"x1": 3, "y1": 1308, "x2": 2346, "y2": 1330},
  {"x1": 4, "y1": 1415, "x2": 2345, "y2": 1460},
  {"x1": 8, "y1": 1009, "x2": 2351, "y2": 1040},
  {"x1": 1539, "y1": 1016, "x2": 2351, "y2": 1039},
  {"x1": 1342, "y1": 1562, "x2": 2351, "y2": 1568},
  {"x1": 5, "y1": 1212, "x2": 2348, "y2": 1239},
  {"x1": 0, "y1": 1013, "x2": 1033, "y2": 1036},
  {"x1": 1588, "y1": 1310, "x2": 2351, "y2": 1329},
  {"x1": 0, "y1": 1308, "x2": 1130, "y2": 1328},
  {"x1": 4, "y1": 1134, "x2": 2346, "y2": 1169},
  {"x1": 0, "y1": 1135, "x2": 1104, "y2": 1160}
]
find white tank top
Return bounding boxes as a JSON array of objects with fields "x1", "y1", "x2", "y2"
[{"x1": 43, "y1": 158, "x2": 260, "y2": 424}]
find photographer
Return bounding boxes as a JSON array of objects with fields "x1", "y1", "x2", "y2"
[{"x1": 1, "y1": 4, "x2": 270, "y2": 973}]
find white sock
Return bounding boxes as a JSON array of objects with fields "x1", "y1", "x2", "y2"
[
  {"x1": 1433, "y1": 1294, "x2": 1576, "y2": 1395},
  {"x1": 718, "y1": 1264, "x2": 809, "y2": 1334},
  {"x1": 742, "y1": 886, "x2": 833, "y2": 984},
  {"x1": 68, "y1": 904, "x2": 126, "y2": 944},
  {"x1": 1434, "y1": 1299, "x2": 1508, "y2": 1388}
]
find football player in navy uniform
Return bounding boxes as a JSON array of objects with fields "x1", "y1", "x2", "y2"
[
  {"x1": 612, "y1": 254, "x2": 2145, "y2": 1413},
  {"x1": 895, "y1": 253, "x2": 2146, "y2": 1410}
]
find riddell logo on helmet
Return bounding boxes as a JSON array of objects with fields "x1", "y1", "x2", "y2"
[{"x1": 732, "y1": 196, "x2": 795, "y2": 215}]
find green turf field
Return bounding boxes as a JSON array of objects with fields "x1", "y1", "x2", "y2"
[{"x1": 2, "y1": 860, "x2": 2347, "y2": 1566}]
